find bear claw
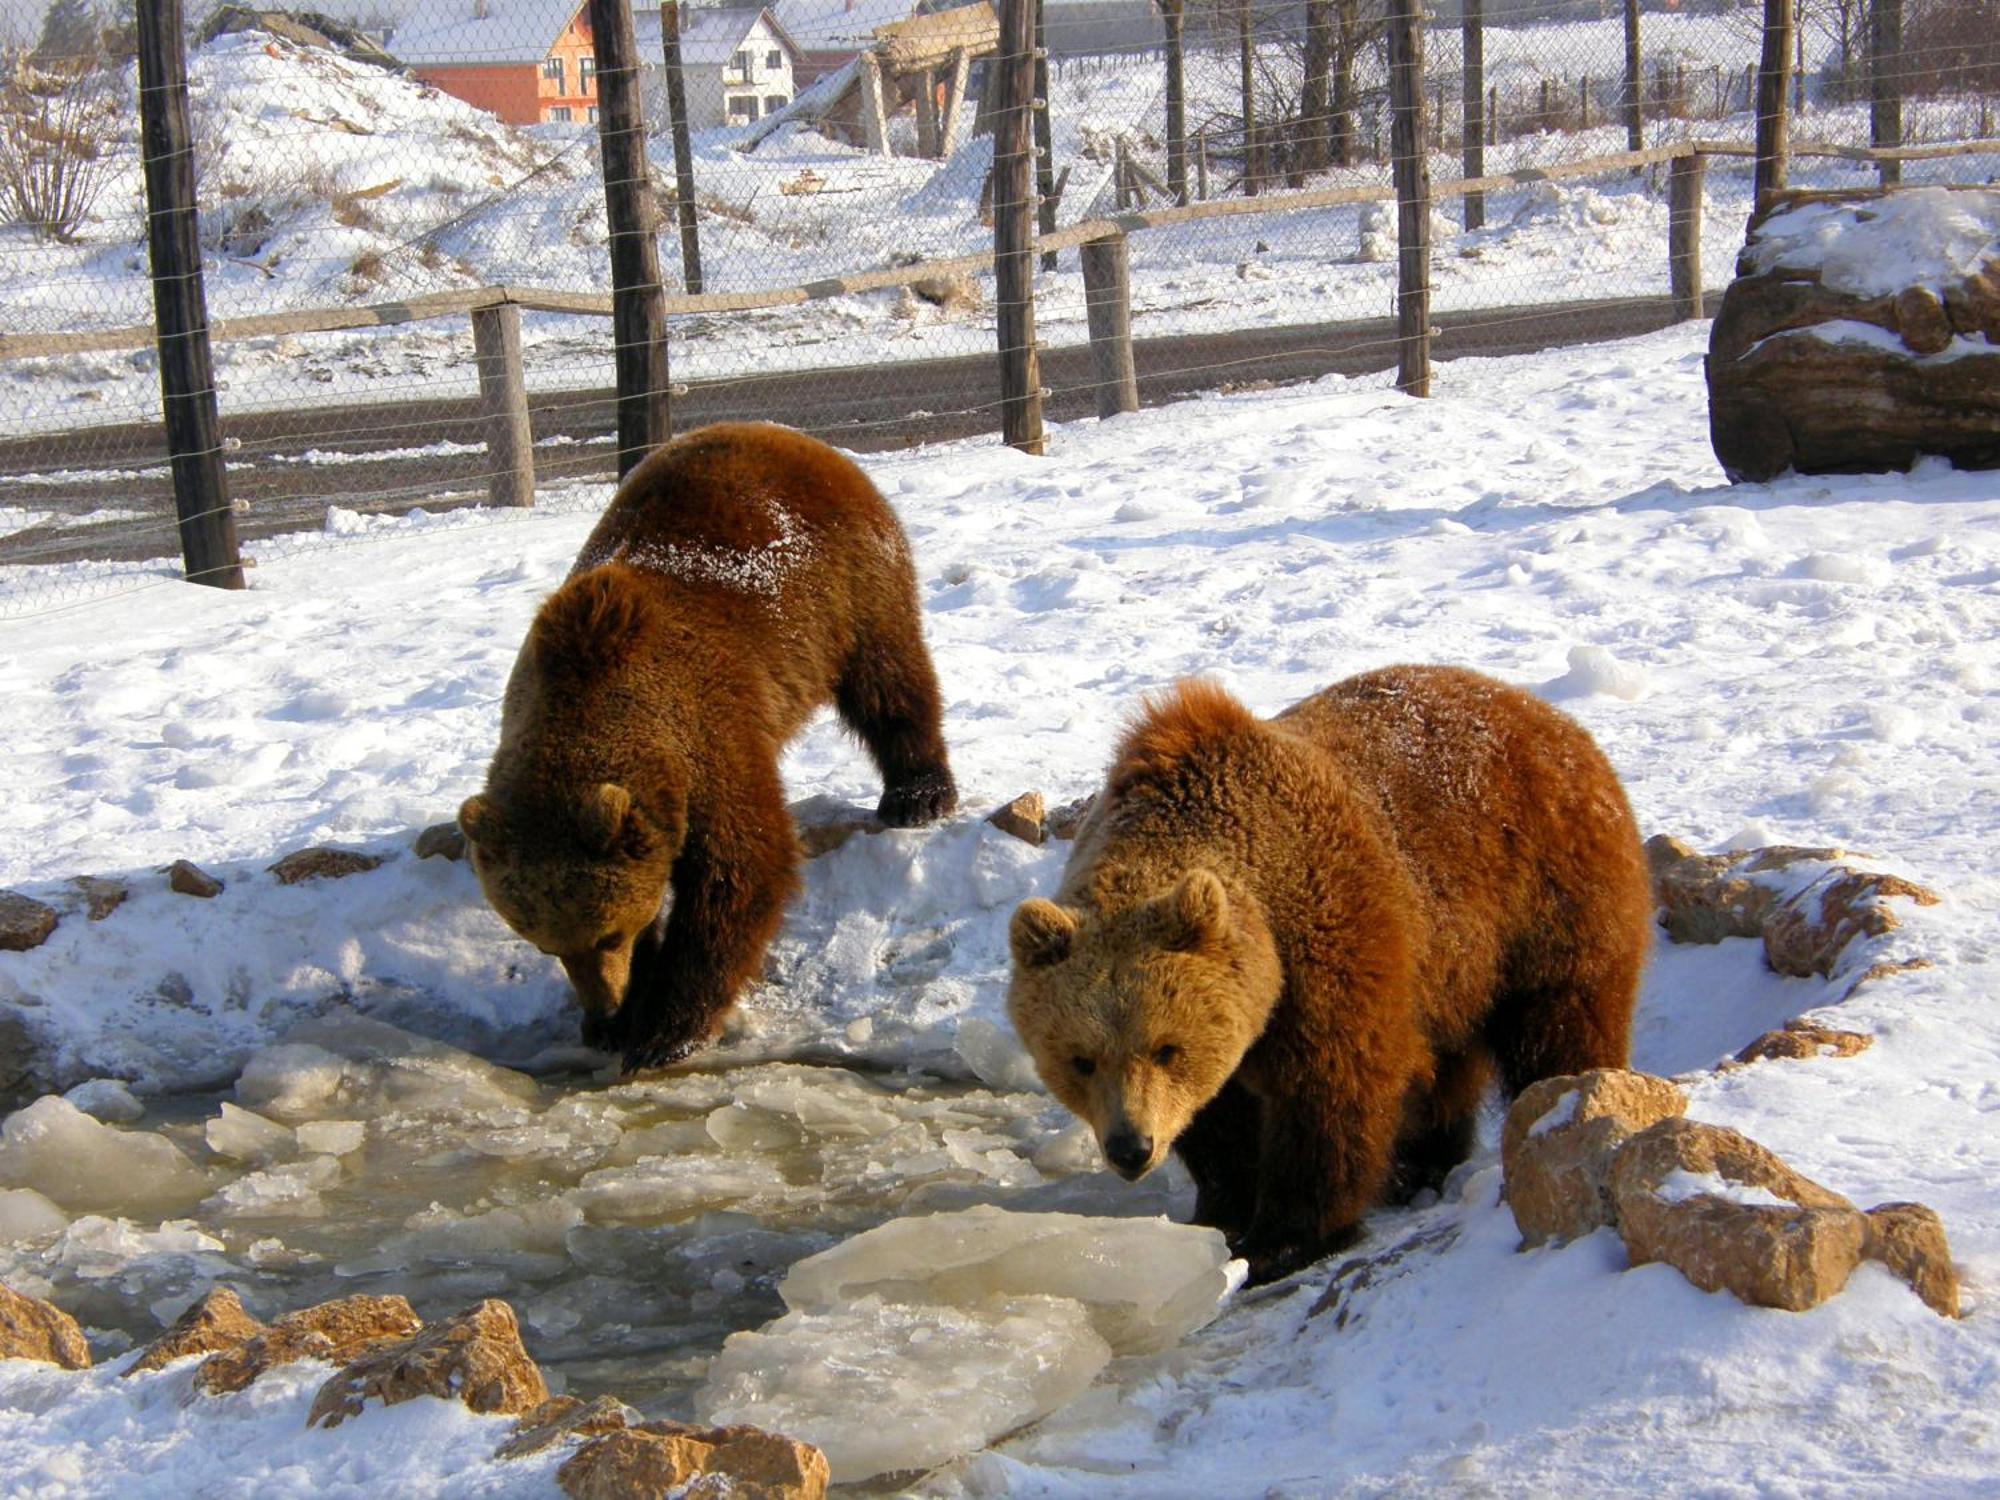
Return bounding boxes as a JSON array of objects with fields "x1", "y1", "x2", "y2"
[{"x1": 876, "y1": 769, "x2": 958, "y2": 829}]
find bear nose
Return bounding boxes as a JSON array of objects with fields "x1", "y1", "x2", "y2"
[{"x1": 1103, "y1": 1127, "x2": 1153, "y2": 1177}]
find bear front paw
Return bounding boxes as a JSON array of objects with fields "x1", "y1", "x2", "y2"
[
  {"x1": 1233, "y1": 1221, "x2": 1361, "y2": 1287},
  {"x1": 621, "y1": 1028, "x2": 706, "y2": 1075},
  {"x1": 876, "y1": 768, "x2": 958, "y2": 828},
  {"x1": 579, "y1": 1009, "x2": 624, "y2": 1053}
]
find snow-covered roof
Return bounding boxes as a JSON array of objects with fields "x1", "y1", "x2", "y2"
[
  {"x1": 392, "y1": 0, "x2": 584, "y2": 67},
  {"x1": 632, "y1": 5, "x2": 801, "y2": 67},
  {"x1": 773, "y1": 0, "x2": 924, "y2": 55}
]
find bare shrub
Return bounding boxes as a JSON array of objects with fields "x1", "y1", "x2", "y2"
[{"x1": 0, "y1": 53, "x2": 115, "y2": 241}]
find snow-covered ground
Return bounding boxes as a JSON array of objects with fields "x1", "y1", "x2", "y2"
[{"x1": 2, "y1": 319, "x2": 1998, "y2": 1492}]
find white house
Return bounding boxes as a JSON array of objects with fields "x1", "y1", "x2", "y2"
[{"x1": 633, "y1": 4, "x2": 803, "y2": 127}]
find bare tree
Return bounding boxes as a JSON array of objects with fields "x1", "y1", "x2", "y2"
[{"x1": 0, "y1": 47, "x2": 114, "y2": 241}]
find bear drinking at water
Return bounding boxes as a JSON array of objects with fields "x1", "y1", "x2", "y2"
[
  {"x1": 461, "y1": 423, "x2": 957, "y2": 1070},
  {"x1": 1007, "y1": 665, "x2": 1651, "y2": 1284}
]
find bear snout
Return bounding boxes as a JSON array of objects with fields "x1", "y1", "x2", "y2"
[{"x1": 1103, "y1": 1124, "x2": 1156, "y2": 1179}]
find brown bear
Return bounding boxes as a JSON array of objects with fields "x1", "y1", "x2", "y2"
[
  {"x1": 1007, "y1": 665, "x2": 1651, "y2": 1284},
  {"x1": 460, "y1": 422, "x2": 957, "y2": 1070}
]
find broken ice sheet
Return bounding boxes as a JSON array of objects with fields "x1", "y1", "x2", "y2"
[
  {"x1": 779, "y1": 1204, "x2": 1239, "y2": 1356},
  {"x1": 697, "y1": 1293, "x2": 1112, "y2": 1482},
  {"x1": 232, "y1": 1016, "x2": 539, "y2": 1123},
  {"x1": 0, "y1": 1095, "x2": 212, "y2": 1217}
]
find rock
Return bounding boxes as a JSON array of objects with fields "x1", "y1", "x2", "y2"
[
  {"x1": 1650, "y1": 848, "x2": 1777, "y2": 944},
  {"x1": 0, "y1": 890, "x2": 58, "y2": 952},
  {"x1": 496, "y1": 1393, "x2": 635, "y2": 1461},
  {"x1": 1761, "y1": 867, "x2": 1939, "y2": 980},
  {"x1": 165, "y1": 860, "x2": 224, "y2": 898},
  {"x1": 267, "y1": 847, "x2": 385, "y2": 885},
  {"x1": 194, "y1": 1293, "x2": 421, "y2": 1396},
  {"x1": 1864, "y1": 1202, "x2": 1959, "y2": 1318},
  {"x1": 413, "y1": 822, "x2": 466, "y2": 861},
  {"x1": 308, "y1": 1298, "x2": 547, "y2": 1429},
  {"x1": 1501, "y1": 1070, "x2": 1687, "y2": 1248},
  {"x1": 0, "y1": 1012, "x2": 37, "y2": 1102},
  {"x1": 1046, "y1": 794, "x2": 1097, "y2": 840},
  {"x1": 787, "y1": 796, "x2": 883, "y2": 859},
  {"x1": 1642, "y1": 832, "x2": 1697, "y2": 883},
  {"x1": 70, "y1": 876, "x2": 127, "y2": 921},
  {"x1": 1706, "y1": 187, "x2": 2000, "y2": 482},
  {"x1": 0, "y1": 1282, "x2": 90, "y2": 1369},
  {"x1": 1732, "y1": 1019, "x2": 1874, "y2": 1067},
  {"x1": 1608, "y1": 1117, "x2": 1866, "y2": 1312},
  {"x1": 985, "y1": 791, "x2": 1046, "y2": 846},
  {"x1": 0, "y1": 1095, "x2": 211, "y2": 1217},
  {"x1": 911, "y1": 272, "x2": 979, "y2": 312},
  {"x1": 125, "y1": 1287, "x2": 265, "y2": 1376},
  {"x1": 775, "y1": 1205, "x2": 1236, "y2": 1356},
  {"x1": 559, "y1": 1422, "x2": 830, "y2": 1499}
]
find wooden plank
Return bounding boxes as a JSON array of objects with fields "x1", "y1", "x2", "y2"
[
  {"x1": 939, "y1": 47, "x2": 970, "y2": 152},
  {"x1": 1386, "y1": 0, "x2": 1430, "y2": 397},
  {"x1": 992, "y1": 0, "x2": 1044, "y2": 453},
  {"x1": 1668, "y1": 152, "x2": 1704, "y2": 322},
  {"x1": 1080, "y1": 233, "x2": 1138, "y2": 419},
  {"x1": 471, "y1": 303, "x2": 535, "y2": 509},
  {"x1": 859, "y1": 54, "x2": 890, "y2": 156},
  {"x1": 136, "y1": 0, "x2": 243, "y2": 589},
  {"x1": 1755, "y1": 0, "x2": 1791, "y2": 201},
  {"x1": 589, "y1": 0, "x2": 670, "y2": 473}
]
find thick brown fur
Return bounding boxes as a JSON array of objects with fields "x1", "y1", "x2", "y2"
[
  {"x1": 462, "y1": 422, "x2": 957, "y2": 1070},
  {"x1": 1008, "y1": 665, "x2": 1651, "y2": 1284}
]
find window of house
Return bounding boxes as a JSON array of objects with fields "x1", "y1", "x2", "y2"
[
  {"x1": 764, "y1": 94, "x2": 788, "y2": 114},
  {"x1": 587, "y1": 105, "x2": 599, "y2": 122},
  {"x1": 542, "y1": 55, "x2": 565, "y2": 91},
  {"x1": 765, "y1": 49, "x2": 781, "y2": 69},
  {"x1": 548, "y1": 105, "x2": 573, "y2": 122},
  {"x1": 727, "y1": 94, "x2": 757, "y2": 119},
  {"x1": 731, "y1": 48, "x2": 750, "y2": 77},
  {"x1": 579, "y1": 56, "x2": 596, "y2": 92}
]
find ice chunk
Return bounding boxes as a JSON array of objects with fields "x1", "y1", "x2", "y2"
[
  {"x1": 953, "y1": 1016, "x2": 1043, "y2": 1094},
  {"x1": 49, "y1": 1215, "x2": 227, "y2": 1279},
  {"x1": 0, "y1": 1187, "x2": 68, "y2": 1241},
  {"x1": 294, "y1": 1120, "x2": 366, "y2": 1157},
  {"x1": 0, "y1": 1096, "x2": 211, "y2": 1217},
  {"x1": 204, "y1": 1102, "x2": 296, "y2": 1165},
  {"x1": 696, "y1": 1293, "x2": 1111, "y2": 1482},
  {"x1": 201, "y1": 1155, "x2": 342, "y2": 1220},
  {"x1": 568, "y1": 1154, "x2": 792, "y2": 1222},
  {"x1": 706, "y1": 1104, "x2": 805, "y2": 1153},
  {"x1": 64, "y1": 1079, "x2": 145, "y2": 1125},
  {"x1": 234, "y1": 1017, "x2": 539, "y2": 1122},
  {"x1": 339, "y1": 1197, "x2": 583, "y2": 1279},
  {"x1": 779, "y1": 1205, "x2": 1236, "y2": 1356},
  {"x1": 735, "y1": 1068, "x2": 899, "y2": 1139}
]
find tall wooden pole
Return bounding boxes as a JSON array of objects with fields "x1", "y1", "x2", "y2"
[
  {"x1": 1034, "y1": 0, "x2": 1058, "y2": 270},
  {"x1": 136, "y1": 0, "x2": 244, "y2": 588},
  {"x1": 1755, "y1": 0, "x2": 1792, "y2": 202},
  {"x1": 1160, "y1": 0, "x2": 1188, "y2": 203},
  {"x1": 590, "y1": 0, "x2": 669, "y2": 474},
  {"x1": 1386, "y1": 0, "x2": 1429, "y2": 397},
  {"x1": 659, "y1": 0, "x2": 704, "y2": 293},
  {"x1": 1622, "y1": 0, "x2": 1644, "y2": 153},
  {"x1": 1461, "y1": 0, "x2": 1484, "y2": 230},
  {"x1": 1869, "y1": 0, "x2": 1902, "y2": 188},
  {"x1": 1237, "y1": 0, "x2": 1258, "y2": 194},
  {"x1": 993, "y1": 0, "x2": 1045, "y2": 453}
]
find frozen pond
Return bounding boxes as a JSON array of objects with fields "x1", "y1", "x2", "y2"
[{"x1": 0, "y1": 1017, "x2": 1187, "y2": 1416}]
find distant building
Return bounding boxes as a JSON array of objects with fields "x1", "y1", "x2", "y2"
[
  {"x1": 393, "y1": 0, "x2": 600, "y2": 125},
  {"x1": 776, "y1": 0, "x2": 932, "y2": 89},
  {"x1": 1042, "y1": 0, "x2": 1164, "y2": 61},
  {"x1": 633, "y1": 4, "x2": 803, "y2": 127}
]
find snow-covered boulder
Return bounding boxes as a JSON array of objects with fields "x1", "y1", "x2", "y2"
[{"x1": 1706, "y1": 187, "x2": 2000, "y2": 482}]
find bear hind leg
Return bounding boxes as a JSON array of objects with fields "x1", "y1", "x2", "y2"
[
  {"x1": 1173, "y1": 1079, "x2": 1262, "y2": 1239},
  {"x1": 1387, "y1": 1048, "x2": 1489, "y2": 1202},
  {"x1": 834, "y1": 636, "x2": 958, "y2": 828},
  {"x1": 1485, "y1": 945, "x2": 1642, "y2": 1100}
]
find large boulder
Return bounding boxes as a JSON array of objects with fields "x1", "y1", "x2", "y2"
[
  {"x1": 193, "y1": 1293, "x2": 421, "y2": 1396},
  {"x1": 1707, "y1": 186, "x2": 2000, "y2": 482},
  {"x1": 0, "y1": 1283, "x2": 90, "y2": 1369},
  {"x1": 1502, "y1": 1070, "x2": 1688, "y2": 1248},
  {"x1": 126, "y1": 1287, "x2": 265, "y2": 1376},
  {"x1": 308, "y1": 1298, "x2": 548, "y2": 1429}
]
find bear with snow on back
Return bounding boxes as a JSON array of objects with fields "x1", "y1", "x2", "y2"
[
  {"x1": 1007, "y1": 665, "x2": 1651, "y2": 1284},
  {"x1": 460, "y1": 422, "x2": 958, "y2": 1071}
]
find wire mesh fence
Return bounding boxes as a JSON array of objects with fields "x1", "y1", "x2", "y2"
[{"x1": 0, "y1": 0, "x2": 1993, "y2": 614}]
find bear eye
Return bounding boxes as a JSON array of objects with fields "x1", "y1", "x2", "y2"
[
  {"x1": 1071, "y1": 1056, "x2": 1096, "y2": 1077},
  {"x1": 1153, "y1": 1044, "x2": 1179, "y2": 1067},
  {"x1": 594, "y1": 933, "x2": 622, "y2": 953}
]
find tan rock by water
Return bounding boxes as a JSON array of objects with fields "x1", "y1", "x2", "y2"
[
  {"x1": 1732, "y1": 1020, "x2": 1873, "y2": 1067},
  {"x1": 126, "y1": 1287, "x2": 265, "y2": 1376},
  {"x1": 194, "y1": 1293, "x2": 420, "y2": 1396},
  {"x1": 1046, "y1": 794, "x2": 1097, "y2": 840},
  {"x1": 1761, "y1": 867, "x2": 1939, "y2": 980},
  {"x1": 267, "y1": 847, "x2": 385, "y2": 885},
  {"x1": 559, "y1": 1430, "x2": 713, "y2": 1499},
  {"x1": 1864, "y1": 1202, "x2": 1960, "y2": 1319},
  {"x1": 558, "y1": 1421, "x2": 829, "y2": 1500},
  {"x1": 986, "y1": 791, "x2": 1046, "y2": 846},
  {"x1": 496, "y1": 1393, "x2": 636, "y2": 1461},
  {"x1": 1501, "y1": 1070, "x2": 1687, "y2": 1247},
  {"x1": 413, "y1": 822, "x2": 467, "y2": 861},
  {"x1": 0, "y1": 891, "x2": 58, "y2": 952},
  {"x1": 0, "y1": 1282, "x2": 89, "y2": 1369},
  {"x1": 1608, "y1": 1118, "x2": 1866, "y2": 1312},
  {"x1": 70, "y1": 876, "x2": 128, "y2": 922},
  {"x1": 308, "y1": 1298, "x2": 547, "y2": 1429},
  {"x1": 165, "y1": 860, "x2": 224, "y2": 898}
]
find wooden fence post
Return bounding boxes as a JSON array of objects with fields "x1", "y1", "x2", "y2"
[
  {"x1": 859, "y1": 54, "x2": 891, "y2": 155},
  {"x1": 1623, "y1": 0, "x2": 1644, "y2": 153},
  {"x1": 589, "y1": 0, "x2": 669, "y2": 476},
  {"x1": 1870, "y1": 0, "x2": 1902, "y2": 187},
  {"x1": 471, "y1": 302, "x2": 535, "y2": 508},
  {"x1": 1386, "y1": 0, "x2": 1430, "y2": 397},
  {"x1": 658, "y1": 0, "x2": 703, "y2": 294},
  {"x1": 1161, "y1": 0, "x2": 1188, "y2": 204},
  {"x1": 1668, "y1": 152, "x2": 1705, "y2": 322},
  {"x1": 1080, "y1": 233, "x2": 1138, "y2": 419},
  {"x1": 136, "y1": 0, "x2": 244, "y2": 589},
  {"x1": 1196, "y1": 127, "x2": 1210, "y2": 199},
  {"x1": 916, "y1": 65, "x2": 941, "y2": 157},
  {"x1": 1461, "y1": 0, "x2": 1484, "y2": 230},
  {"x1": 1034, "y1": 0, "x2": 1058, "y2": 270},
  {"x1": 993, "y1": 0, "x2": 1045, "y2": 453},
  {"x1": 1755, "y1": 0, "x2": 1792, "y2": 202}
]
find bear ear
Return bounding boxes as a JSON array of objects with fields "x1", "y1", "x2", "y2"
[
  {"x1": 458, "y1": 795, "x2": 502, "y2": 854},
  {"x1": 1010, "y1": 899, "x2": 1079, "y2": 969},
  {"x1": 1159, "y1": 868, "x2": 1230, "y2": 951},
  {"x1": 580, "y1": 782, "x2": 651, "y2": 860}
]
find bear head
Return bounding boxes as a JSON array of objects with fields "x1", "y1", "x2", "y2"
[
  {"x1": 458, "y1": 778, "x2": 687, "y2": 1021},
  {"x1": 1007, "y1": 867, "x2": 1282, "y2": 1181}
]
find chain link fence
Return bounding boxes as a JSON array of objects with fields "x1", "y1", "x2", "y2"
[{"x1": 0, "y1": 0, "x2": 1993, "y2": 612}]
